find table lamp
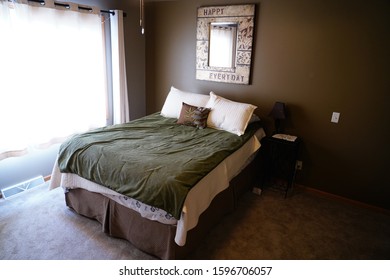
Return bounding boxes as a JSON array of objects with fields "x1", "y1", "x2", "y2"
[{"x1": 269, "y1": 101, "x2": 286, "y2": 134}]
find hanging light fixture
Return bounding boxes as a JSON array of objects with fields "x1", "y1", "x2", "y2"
[{"x1": 140, "y1": 0, "x2": 144, "y2": 34}]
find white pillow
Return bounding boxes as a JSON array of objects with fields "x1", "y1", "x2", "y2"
[
  {"x1": 206, "y1": 92, "x2": 257, "y2": 136},
  {"x1": 161, "y1": 86, "x2": 210, "y2": 119}
]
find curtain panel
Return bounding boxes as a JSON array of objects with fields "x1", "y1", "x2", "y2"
[
  {"x1": 110, "y1": 10, "x2": 130, "y2": 125},
  {"x1": 209, "y1": 25, "x2": 235, "y2": 68},
  {"x1": 0, "y1": 0, "x2": 108, "y2": 160}
]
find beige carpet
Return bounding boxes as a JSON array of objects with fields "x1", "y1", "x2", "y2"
[
  {"x1": 1, "y1": 183, "x2": 389, "y2": 260},
  {"x1": 188, "y1": 187, "x2": 390, "y2": 259}
]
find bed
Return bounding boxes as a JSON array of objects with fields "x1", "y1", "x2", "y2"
[{"x1": 49, "y1": 87, "x2": 266, "y2": 259}]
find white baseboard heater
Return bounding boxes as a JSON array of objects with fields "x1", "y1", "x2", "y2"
[{"x1": 1, "y1": 175, "x2": 45, "y2": 199}]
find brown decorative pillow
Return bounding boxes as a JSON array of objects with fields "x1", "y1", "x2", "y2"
[{"x1": 177, "y1": 102, "x2": 211, "y2": 129}]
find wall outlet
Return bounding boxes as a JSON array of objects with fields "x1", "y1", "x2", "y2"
[
  {"x1": 331, "y1": 112, "x2": 340, "y2": 123},
  {"x1": 296, "y1": 160, "x2": 303, "y2": 170}
]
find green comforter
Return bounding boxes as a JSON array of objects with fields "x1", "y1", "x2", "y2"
[{"x1": 58, "y1": 113, "x2": 261, "y2": 219}]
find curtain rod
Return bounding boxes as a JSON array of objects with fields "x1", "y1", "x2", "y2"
[{"x1": 26, "y1": 0, "x2": 116, "y2": 15}]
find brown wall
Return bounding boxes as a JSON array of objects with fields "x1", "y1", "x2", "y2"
[
  {"x1": 145, "y1": 0, "x2": 390, "y2": 209},
  {"x1": 118, "y1": 0, "x2": 146, "y2": 119}
]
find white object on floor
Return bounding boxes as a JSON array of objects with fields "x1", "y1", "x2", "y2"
[{"x1": 252, "y1": 187, "x2": 262, "y2": 196}]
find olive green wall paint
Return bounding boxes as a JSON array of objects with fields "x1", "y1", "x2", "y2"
[{"x1": 145, "y1": 0, "x2": 390, "y2": 209}]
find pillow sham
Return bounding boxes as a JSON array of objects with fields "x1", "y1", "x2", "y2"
[
  {"x1": 206, "y1": 92, "x2": 257, "y2": 136},
  {"x1": 177, "y1": 102, "x2": 211, "y2": 129},
  {"x1": 161, "y1": 86, "x2": 210, "y2": 119}
]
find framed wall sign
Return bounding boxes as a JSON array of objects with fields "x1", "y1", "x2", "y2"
[{"x1": 196, "y1": 4, "x2": 256, "y2": 85}]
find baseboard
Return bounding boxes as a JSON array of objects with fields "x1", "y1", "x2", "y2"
[{"x1": 295, "y1": 184, "x2": 390, "y2": 216}]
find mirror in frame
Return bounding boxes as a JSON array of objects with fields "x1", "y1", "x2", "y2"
[{"x1": 196, "y1": 4, "x2": 256, "y2": 85}]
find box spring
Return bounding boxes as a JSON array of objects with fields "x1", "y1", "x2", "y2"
[{"x1": 64, "y1": 153, "x2": 261, "y2": 259}]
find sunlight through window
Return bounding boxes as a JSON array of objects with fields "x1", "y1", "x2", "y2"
[{"x1": 0, "y1": 1, "x2": 108, "y2": 160}]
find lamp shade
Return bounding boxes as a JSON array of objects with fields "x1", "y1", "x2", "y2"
[{"x1": 269, "y1": 102, "x2": 286, "y2": 120}]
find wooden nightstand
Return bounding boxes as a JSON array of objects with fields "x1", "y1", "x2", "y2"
[{"x1": 260, "y1": 134, "x2": 301, "y2": 197}]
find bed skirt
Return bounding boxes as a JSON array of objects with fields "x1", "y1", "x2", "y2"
[{"x1": 64, "y1": 153, "x2": 262, "y2": 259}]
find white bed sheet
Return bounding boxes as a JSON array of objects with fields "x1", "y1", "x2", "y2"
[{"x1": 49, "y1": 128, "x2": 266, "y2": 246}]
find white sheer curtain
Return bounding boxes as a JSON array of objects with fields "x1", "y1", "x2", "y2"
[
  {"x1": 209, "y1": 25, "x2": 236, "y2": 68},
  {"x1": 0, "y1": 0, "x2": 107, "y2": 160},
  {"x1": 110, "y1": 10, "x2": 129, "y2": 124}
]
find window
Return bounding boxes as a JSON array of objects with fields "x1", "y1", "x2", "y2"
[
  {"x1": 0, "y1": 1, "x2": 108, "y2": 160},
  {"x1": 209, "y1": 23, "x2": 237, "y2": 68}
]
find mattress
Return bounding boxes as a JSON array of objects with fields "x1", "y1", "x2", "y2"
[{"x1": 50, "y1": 128, "x2": 265, "y2": 246}]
